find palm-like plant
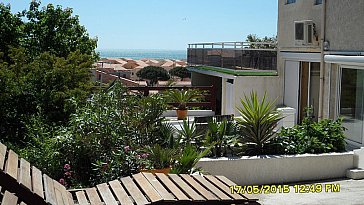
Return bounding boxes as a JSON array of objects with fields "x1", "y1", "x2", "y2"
[
  {"x1": 177, "y1": 119, "x2": 202, "y2": 146},
  {"x1": 236, "y1": 91, "x2": 282, "y2": 155},
  {"x1": 164, "y1": 89, "x2": 203, "y2": 110}
]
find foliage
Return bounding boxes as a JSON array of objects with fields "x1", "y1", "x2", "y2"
[
  {"x1": 235, "y1": 91, "x2": 282, "y2": 155},
  {"x1": 177, "y1": 119, "x2": 203, "y2": 146},
  {"x1": 145, "y1": 144, "x2": 176, "y2": 169},
  {"x1": 164, "y1": 89, "x2": 204, "y2": 110},
  {"x1": 60, "y1": 81, "x2": 167, "y2": 185},
  {"x1": 246, "y1": 34, "x2": 277, "y2": 49},
  {"x1": 136, "y1": 66, "x2": 170, "y2": 85},
  {"x1": 0, "y1": 1, "x2": 98, "y2": 61},
  {"x1": 0, "y1": 49, "x2": 93, "y2": 143},
  {"x1": 271, "y1": 117, "x2": 347, "y2": 154},
  {"x1": 204, "y1": 119, "x2": 239, "y2": 157},
  {"x1": 169, "y1": 67, "x2": 190, "y2": 79},
  {"x1": 170, "y1": 144, "x2": 211, "y2": 174}
]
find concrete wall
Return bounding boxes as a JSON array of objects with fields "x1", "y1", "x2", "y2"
[
  {"x1": 197, "y1": 152, "x2": 354, "y2": 185},
  {"x1": 232, "y1": 76, "x2": 283, "y2": 116},
  {"x1": 325, "y1": 0, "x2": 364, "y2": 51},
  {"x1": 278, "y1": 0, "x2": 322, "y2": 52}
]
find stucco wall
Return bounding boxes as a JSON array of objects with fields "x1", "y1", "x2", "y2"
[
  {"x1": 233, "y1": 76, "x2": 283, "y2": 116},
  {"x1": 278, "y1": 0, "x2": 322, "y2": 52},
  {"x1": 325, "y1": 0, "x2": 364, "y2": 51},
  {"x1": 197, "y1": 152, "x2": 354, "y2": 185}
]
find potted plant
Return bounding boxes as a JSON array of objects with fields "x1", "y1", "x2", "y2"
[
  {"x1": 141, "y1": 144, "x2": 176, "y2": 174},
  {"x1": 164, "y1": 89, "x2": 203, "y2": 120}
]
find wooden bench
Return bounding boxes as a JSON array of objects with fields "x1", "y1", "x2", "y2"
[{"x1": 0, "y1": 142, "x2": 258, "y2": 205}]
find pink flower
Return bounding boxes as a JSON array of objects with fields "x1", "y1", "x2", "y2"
[
  {"x1": 64, "y1": 164, "x2": 71, "y2": 170},
  {"x1": 59, "y1": 178, "x2": 65, "y2": 185},
  {"x1": 141, "y1": 153, "x2": 148, "y2": 158},
  {"x1": 124, "y1": 145, "x2": 131, "y2": 152},
  {"x1": 65, "y1": 172, "x2": 72, "y2": 176}
]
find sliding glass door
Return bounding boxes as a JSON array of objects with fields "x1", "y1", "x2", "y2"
[{"x1": 340, "y1": 67, "x2": 364, "y2": 144}]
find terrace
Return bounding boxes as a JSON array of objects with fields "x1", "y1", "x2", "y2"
[{"x1": 187, "y1": 42, "x2": 277, "y2": 76}]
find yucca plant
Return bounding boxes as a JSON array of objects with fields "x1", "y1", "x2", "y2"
[
  {"x1": 164, "y1": 89, "x2": 203, "y2": 110},
  {"x1": 177, "y1": 119, "x2": 203, "y2": 146},
  {"x1": 236, "y1": 91, "x2": 282, "y2": 155}
]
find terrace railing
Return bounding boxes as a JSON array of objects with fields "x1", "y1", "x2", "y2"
[
  {"x1": 127, "y1": 86, "x2": 216, "y2": 111},
  {"x1": 188, "y1": 42, "x2": 277, "y2": 71}
]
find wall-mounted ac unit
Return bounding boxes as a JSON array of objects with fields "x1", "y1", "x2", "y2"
[{"x1": 294, "y1": 20, "x2": 316, "y2": 46}]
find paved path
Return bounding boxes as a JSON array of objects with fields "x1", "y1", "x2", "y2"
[{"x1": 255, "y1": 178, "x2": 364, "y2": 205}]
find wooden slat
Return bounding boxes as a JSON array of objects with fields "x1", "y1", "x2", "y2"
[
  {"x1": 54, "y1": 187, "x2": 66, "y2": 205},
  {"x1": 85, "y1": 187, "x2": 102, "y2": 205},
  {"x1": 5, "y1": 150, "x2": 18, "y2": 180},
  {"x1": 19, "y1": 159, "x2": 32, "y2": 190},
  {"x1": 204, "y1": 175, "x2": 246, "y2": 200},
  {"x1": 192, "y1": 175, "x2": 231, "y2": 200},
  {"x1": 0, "y1": 143, "x2": 6, "y2": 170},
  {"x1": 215, "y1": 175, "x2": 256, "y2": 201},
  {"x1": 108, "y1": 180, "x2": 134, "y2": 205},
  {"x1": 32, "y1": 166, "x2": 44, "y2": 198},
  {"x1": 43, "y1": 174, "x2": 57, "y2": 205},
  {"x1": 67, "y1": 191, "x2": 75, "y2": 205},
  {"x1": 53, "y1": 180, "x2": 72, "y2": 205},
  {"x1": 142, "y1": 173, "x2": 175, "y2": 201},
  {"x1": 168, "y1": 174, "x2": 206, "y2": 201},
  {"x1": 1, "y1": 191, "x2": 18, "y2": 205},
  {"x1": 75, "y1": 191, "x2": 89, "y2": 205},
  {"x1": 20, "y1": 202, "x2": 27, "y2": 205},
  {"x1": 179, "y1": 174, "x2": 217, "y2": 201},
  {"x1": 96, "y1": 183, "x2": 117, "y2": 205},
  {"x1": 120, "y1": 176, "x2": 150, "y2": 205},
  {"x1": 155, "y1": 173, "x2": 190, "y2": 201},
  {"x1": 133, "y1": 173, "x2": 163, "y2": 203}
]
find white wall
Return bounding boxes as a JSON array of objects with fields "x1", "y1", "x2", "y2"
[{"x1": 197, "y1": 152, "x2": 354, "y2": 186}]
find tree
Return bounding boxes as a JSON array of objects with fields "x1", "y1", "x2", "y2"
[
  {"x1": 169, "y1": 67, "x2": 190, "y2": 80},
  {"x1": 246, "y1": 34, "x2": 277, "y2": 49},
  {"x1": 136, "y1": 66, "x2": 170, "y2": 85}
]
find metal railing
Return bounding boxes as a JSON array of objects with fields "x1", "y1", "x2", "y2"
[{"x1": 187, "y1": 42, "x2": 277, "y2": 71}]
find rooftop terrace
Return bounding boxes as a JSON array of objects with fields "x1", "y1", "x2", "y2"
[{"x1": 187, "y1": 42, "x2": 277, "y2": 75}]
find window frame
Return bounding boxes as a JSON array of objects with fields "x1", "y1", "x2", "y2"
[
  {"x1": 286, "y1": 0, "x2": 296, "y2": 4},
  {"x1": 315, "y1": 0, "x2": 323, "y2": 5}
]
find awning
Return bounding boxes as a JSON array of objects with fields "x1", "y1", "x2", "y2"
[{"x1": 324, "y1": 55, "x2": 364, "y2": 66}]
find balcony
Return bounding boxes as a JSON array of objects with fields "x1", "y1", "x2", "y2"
[{"x1": 187, "y1": 42, "x2": 277, "y2": 75}]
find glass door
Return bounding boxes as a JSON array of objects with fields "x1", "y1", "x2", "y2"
[{"x1": 339, "y1": 68, "x2": 364, "y2": 144}]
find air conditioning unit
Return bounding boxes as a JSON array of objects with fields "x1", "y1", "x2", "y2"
[{"x1": 294, "y1": 20, "x2": 316, "y2": 46}]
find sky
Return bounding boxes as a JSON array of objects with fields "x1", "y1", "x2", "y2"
[{"x1": 2, "y1": 0, "x2": 278, "y2": 50}]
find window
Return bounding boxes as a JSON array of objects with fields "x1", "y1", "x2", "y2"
[
  {"x1": 315, "y1": 0, "x2": 323, "y2": 5},
  {"x1": 287, "y1": 0, "x2": 296, "y2": 4},
  {"x1": 295, "y1": 23, "x2": 304, "y2": 40}
]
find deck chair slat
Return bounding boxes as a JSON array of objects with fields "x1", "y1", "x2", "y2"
[
  {"x1": 19, "y1": 159, "x2": 31, "y2": 190},
  {"x1": 142, "y1": 173, "x2": 175, "y2": 201},
  {"x1": 43, "y1": 174, "x2": 57, "y2": 205},
  {"x1": 5, "y1": 150, "x2": 18, "y2": 180},
  {"x1": 66, "y1": 191, "x2": 75, "y2": 205},
  {"x1": 2, "y1": 191, "x2": 18, "y2": 205},
  {"x1": 192, "y1": 175, "x2": 231, "y2": 200},
  {"x1": 180, "y1": 174, "x2": 218, "y2": 201},
  {"x1": 31, "y1": 166, "x2": 44, "y2": 199},
  {"x1": 108, "y1": 180, "x2": 134, "y2": 205},
  {"x1": 155, "y1": 173, "x2": 190, "y2": 201},
  {"x1": 53, "y1": 180, "x2": 72, "y2": 205},
  {"x1": 19, "y1": 202, "x2": 27, "y2": 205},
  {"x1": 75, "y1": 191, "x2": 89, "y2": 205},
  {"x1": 85, "y1": 187, "x2": 102, "y2": 205},
  {"x1": 0, "y1": 143, "x2": 6, "y2": 170},
  {"x1": 120, "y1": 176, "x2": 150, "y2": 205},
  {"x1": 168, "y1": 174, "x2": 206, "y2": 201},
  {"x1": 55, "y1": 187, "x2": 66, "y2": 205},
  {"x1": 133, "y1": 173, "x2": 163, "y2": 203},
  {"x1": 96, "y1": 183, "x2": 117, "y2": 205},
  {"x1": 204, "y1": 175, "x2": 246, "y2": 200}
]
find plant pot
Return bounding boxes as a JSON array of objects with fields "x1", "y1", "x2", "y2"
[
  {"x1": 141, "y1": 167, "x2": 171, "y2": 174},
  {"x1": 176, "y1": 109, "x2": 188, "y2": 120}
]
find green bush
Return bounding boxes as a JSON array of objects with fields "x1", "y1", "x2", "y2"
[{"x1": 271, "y1": 118, "x2": 347, "y2": 154}]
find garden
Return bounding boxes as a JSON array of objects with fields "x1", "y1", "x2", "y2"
[{"x1": 0, "y1": 0, "x2": 347, "y2": 189}]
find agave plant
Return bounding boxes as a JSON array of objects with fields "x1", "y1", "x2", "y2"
[
  {"x1": 176, "y1": 119, "x2": 203, "y2": 146},
  {"x1": 236, "y1": 91, "x2": 282, "y2": 155}
]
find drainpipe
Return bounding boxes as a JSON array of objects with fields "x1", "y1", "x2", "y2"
[{"x1": 318, "y1": 0, "x2": 327, "y2": 120}]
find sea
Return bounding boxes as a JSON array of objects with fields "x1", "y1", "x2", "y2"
[{"x1": 97, "y1": 49, "x2": 187, "y2": 60}]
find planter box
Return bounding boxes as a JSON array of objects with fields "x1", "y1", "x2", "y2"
[{"x1": 197, "y1": 152, "x2": 354, "y2": 185}]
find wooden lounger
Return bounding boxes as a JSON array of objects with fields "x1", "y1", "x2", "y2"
[{"x1": 0, "y1": 142, "x2": 258, "y2": 205}]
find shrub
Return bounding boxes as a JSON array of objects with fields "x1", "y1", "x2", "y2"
[
  {"x1": 271, "y1": 118, "x2": 347, "y2": 154},
  {"x1": 235, "y1": 91, "x2": 282, "y2": 155}
]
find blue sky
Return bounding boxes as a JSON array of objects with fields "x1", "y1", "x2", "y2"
[{"x1": 2, "y1": 0, "x2": 278, "y2": 50}]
